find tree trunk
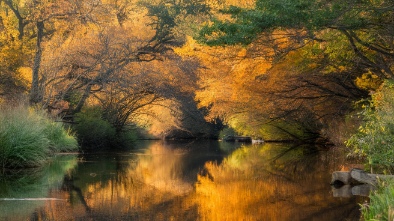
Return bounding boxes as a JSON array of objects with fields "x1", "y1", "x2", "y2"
[
  {"x1": 3, "y1": 0, "x2": 26, "y2": 40},
  {"x1": 30, "y1": 21, "x2": 44, "y2": 105},
  {"x1": 73, "y1": 84, "x2": 93, "y2": 114}
]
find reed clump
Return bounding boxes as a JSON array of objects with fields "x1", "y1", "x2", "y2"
[
  {"x1": 0, "y1": 105, "x2": 78, "y2": 169},
  {"x1": 361, "y1": 181, "x2": 394, "y2": 221}
]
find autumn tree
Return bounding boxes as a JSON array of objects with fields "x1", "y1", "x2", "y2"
[
  {"x1": 0, "y1": 0, "x2": 106, "y2": 104},
  {"x1": 1, "y1": 0, "x2": 221, "y2": 141},
  {"x1": 0, "y1": 1, "x2": 32, "y2": 102},
  {"x1": 36, "y1": 0, "x2": 218, "y2": 141},
  {"x1": 180, "y1": 0, "x2": 394, "y2": 142},
  {"x1": 198, "y1": 0, "x2": 393, "y2": 78}
]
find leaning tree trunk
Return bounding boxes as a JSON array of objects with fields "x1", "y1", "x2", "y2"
[
  {"x1": 30, "y1": 21, "x2": 44, "y2": 105},
  {"x1": 72, "y1": 83, "x2": 93, "y2": 115}
]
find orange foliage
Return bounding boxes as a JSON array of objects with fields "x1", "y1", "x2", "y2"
[{"x1": 176, "y1": 36, "x2": 272, "y2": 124}]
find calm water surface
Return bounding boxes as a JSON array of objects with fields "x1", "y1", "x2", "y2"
[{"x1": 0, "y1": 140, "x2": 366, "y2": 220}]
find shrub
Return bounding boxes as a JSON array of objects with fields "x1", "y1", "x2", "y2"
[
  {"x1": 346, "y1": 80, "x2": 394, "y2": 169},
  {"x1": 74, "y1": 106, "x2": 116, "y2": 149},
  {"x1": 113, "y1": 129, "x2": 138, "y2": 149},
  {"x1": 219, "y1": 127, "x2": 237, "y2": 139},
  {"x1": 74, "y1": 106, "x2": 140, "y2": 149}
]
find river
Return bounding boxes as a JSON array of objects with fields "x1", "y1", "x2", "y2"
[{"x1": 0, "y1": 140, "x2": 366, "y2": 220}]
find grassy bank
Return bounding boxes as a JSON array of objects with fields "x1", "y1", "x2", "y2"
[
  {"x1": 0, "y1": 105, "x2": 78, "y2": 169},
  {"x1": 346, "y1": 80, "x2": 394, "y2": 220},
  {"x1": 361, "y1": 181, "x2": 394, "y2": 220}
]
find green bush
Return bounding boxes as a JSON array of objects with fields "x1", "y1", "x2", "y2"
[
  {"x1": 113, "y1": 129, "x2": 138, "y2": 148},
  {"x1": 74, "y1": 106, "x2": 116, "y2": 149},
  {"x1": 0, "y1": 105, "x2": 78, "y2": 169},
  {"x1": 219, "y1": 127, "x2": 237, "y2": 139},
  {"x1": 346, "y1": 80, "x2": 394, "y2": 169},
  {"x1": 74, "y1": 106, "x2": 140, "y2": 149}
]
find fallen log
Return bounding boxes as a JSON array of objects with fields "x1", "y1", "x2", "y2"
[
  {"x1": 332, "y1": 184, "x2": 375, "y2": 198},
  {"x1": 331, "y1": 168, "x2": 394, "y2": 186},
  {"x1": 331, "y1": 171, "x2": 351, "y2": 186},
  {"x1": 350, "y1": 168, "x2": 377, "y2": 185}
]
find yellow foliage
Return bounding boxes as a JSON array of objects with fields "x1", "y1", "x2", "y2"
[
  {"x1": 206, "y1": 0, "x2": 255, "y2": 10},
  {"x1": 3, "y1": 67, "x2": 33, "y2": 93},
  {"x1": 16, "y1": 67, "x2": 32, "y2": 86},
  {"x1": 355, "y1": 71, "x2": 383, "y2": 91}
]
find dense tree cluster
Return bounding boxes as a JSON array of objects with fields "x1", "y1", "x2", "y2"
[
  {"x1": 194, "y1": 0, "x2": 393, "y2": 142},
  {"x1": 0, "y1": 0, "x2": 216, "y2": 145},
  {"x1": 0, "y1": 0, "x2": 392, "y2": 144}
]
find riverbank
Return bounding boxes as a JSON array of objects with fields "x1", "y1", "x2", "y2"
[
  {"x1": 345, "y1": 80, "x2": 394, "y2": 220},
  {"x1": 0, "y1": 105, "x2": 78, "y2": 170}
]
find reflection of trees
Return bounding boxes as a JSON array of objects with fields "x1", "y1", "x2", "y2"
[
  {"x1": 196, "y1": 143, "x2": 364, "y2": 220},
  {"x1": 131, "y1": 140, "x2": 225, "y2": 193},
  {"x1": 269, "y1": 143, "x2": 321, "y2": 175},
  {"x1": 61, "y1": 173, "x2": 91, "y2": 212},
  {"x1": 0, "y1": 155, "x2": 78, "y2": 220},
  {"x1": 2, "y1": 142, "x2": 364, "y2": 220},
  {"x1": 20, "y1": 141, "x2": 222, "y2": 220}
]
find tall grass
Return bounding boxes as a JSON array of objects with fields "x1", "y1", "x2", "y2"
[
  {"x1": 361, "y1": 181, "x2": 394, "y2": 220},
  {"x1": 0, "y1": 105, "x2": 78, "y2": 169},
  {"x1": 44, "y1": 120, "x2": 78, "y2": 152}
]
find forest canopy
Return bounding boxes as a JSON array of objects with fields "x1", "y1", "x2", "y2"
[
  {"x1": 193, "y1": 0, "x2": 393, "y2": 142},
  {"x1": 0, "y1": 0, "x2": 392, "y2": 145}
]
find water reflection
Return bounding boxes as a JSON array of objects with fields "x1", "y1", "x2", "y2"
[
  {"x1": 0, "y1": 141, "x2": 366, "y2": 220},
  {"x1": 196, "y1": 143, "x2": 365, "y2": 221},
  {"x1": 0, "y1": 154, "x2": 77, "y2": 220},
  {"x1": 66, "y1": 140, "x2": 233, "y2": 220}
]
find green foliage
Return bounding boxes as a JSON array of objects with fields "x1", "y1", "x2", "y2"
[
  {"x1": 346, "y1": 80, "x2": 394, "y2": 168},
  {"x1": 227, "y1": 115, "x2": 317, "y2": 141},
  {"x1": 0, "y1": 105, "x2": 78, "y2": 169},
  {"x1": 63, "y1": 91, "x2": 83, "y2": 107},
  {"x1": 141, "y1": 0, "x2": 210, "y2": 44},
  {"x1": 361, "y1": 181, "x2": 394, "y2": 221},
  {"x1": 219, "y1": 127, "x2": 237, "y2": 139},
  {"x1": 43, "y1": 121, "x2": 78, "y2": 152},
  {"x1": 258, "y1": 122, "x2": 316, "y2": 142},
  {"x1": 74, "y1": 105, "x2": 141, "y2": 149},
  {"x1": 113, "y1": 129, "x2": 138, "y2": 149},
  {"x1": 198, "y1": 0, "x2": 379, "y2": 46},
  {"x1": 198, "y1": 18, "x2": 260, "y2": 45},
  {"x1": 74, "y1": 106, "x2": 116, "y2": 149}
]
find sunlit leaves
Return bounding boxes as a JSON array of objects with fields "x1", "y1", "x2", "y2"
[{"x1": 346, "y1": 80, "x2": 394, "y2": 168}]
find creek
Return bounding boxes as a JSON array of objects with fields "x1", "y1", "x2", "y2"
[{"x1": 0, "y1": 140, "x2": 366, "y2": 220}]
